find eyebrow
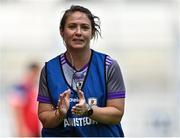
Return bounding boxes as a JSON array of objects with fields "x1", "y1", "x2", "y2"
[{"x1": 67, "y1": 23, "x2": 90, "y2": 26}]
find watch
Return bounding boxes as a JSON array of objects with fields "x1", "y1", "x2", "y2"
[{"x1": 85, "y1": 104, "x2": 93, "y2": 117}]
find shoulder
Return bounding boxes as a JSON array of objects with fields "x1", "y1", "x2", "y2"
[
  {"x1": 109, "y1": 59, "x2": 120, "y2": 69},
  {"x1": 45, "y1": 53, "x2": 64, "y2": 69},
  {"x1": 46, "y1": 53, "x2": 64, "y2": 64},
  {"x1": 105, "y1": 55, "x2": 120, "y2": 71},
  {"x1": 92, "y1": 50, "x2": 119, "y2": 69},
  {"x1": 107, "y1": 59, "x2": 122, "y2": 75},
  {"x1": 92, "y1": 50, "x2": 108, "y2": 57}
]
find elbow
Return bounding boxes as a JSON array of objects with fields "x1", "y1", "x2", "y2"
[
  {"x1": 41, "y1": 119, "x2": 49, "y2": 128},
  {"x1": 38, "y1": 113, "x2": 52, "y2": 128},
  {"x1": 111, "y1": 111, "x2": 124, "y2": 125},
  {"x1": 110, "y1": 117, "x2": 121, "y2": 125},
  {"x1": 39, "y1": 118, "x2": 53, "y2": 128},
  {"x1": 38, "y1": 116, "x2": 47, "y2": 128}
]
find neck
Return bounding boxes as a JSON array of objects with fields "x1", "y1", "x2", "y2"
[{"x1": 66, "y1": 49, "x2": 91, "y2": 70}]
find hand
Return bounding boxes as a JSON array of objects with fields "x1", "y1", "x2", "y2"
[
  {"x1": 71, "y1": 90, "x2": 88, "y2": 116},
  {"x1": 57, "y1": 89, "x2": 71, "y2": 116}
]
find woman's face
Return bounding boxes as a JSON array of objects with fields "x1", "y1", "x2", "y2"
[{"x1": 60, "y1": 11, "x2": 92, "y2": 50}]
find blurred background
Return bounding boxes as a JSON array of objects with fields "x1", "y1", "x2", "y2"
[{"x1": 0, "y1": 0, "x2": 180, "y2": 136}]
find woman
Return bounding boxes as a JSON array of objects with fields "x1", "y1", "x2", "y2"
[{"x1": 37, "y1": 5, "x2": 126, "y2": 137}]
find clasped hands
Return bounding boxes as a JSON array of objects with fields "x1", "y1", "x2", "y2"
[{"x1": 56, "y1": 89, "x2": 89, "y2": 117}]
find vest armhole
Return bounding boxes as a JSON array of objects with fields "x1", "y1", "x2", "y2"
[{"x1": 104, "y1": 55, "x2": 108, "y2": 106}]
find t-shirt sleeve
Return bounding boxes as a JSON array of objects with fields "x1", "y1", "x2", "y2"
[
  {"x1": 37, "y1": 66, "x2": 51, "y2": 103},
  {"x1": 106, "y1": 58, "x2": 126, "y2": 99}
]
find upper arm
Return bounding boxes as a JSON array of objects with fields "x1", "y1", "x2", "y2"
[
  {"x1": 106, "y1": 59, "x2": 126, "y2": 96},
  {"x1": 38, "y1": 102, "x2": 54, "y2": 122},
  {"x1": 37, "y1": 66, "x2": 51, "y2": 103},
  {"x1": 106, "y1": 58, "x2": 125, "y2": 113},
  {"x1": 38, "y1": 102, "x2": 54, "y2": 114}
]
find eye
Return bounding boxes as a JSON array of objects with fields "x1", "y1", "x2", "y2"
[
  {"x1": 81, "y1": 25, "x2": 90, "y2": 31},
  {"x1": 67, "y1": 24, "x2": 76, "y2": 30}
]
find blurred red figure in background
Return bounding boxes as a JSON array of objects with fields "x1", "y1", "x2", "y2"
[{"x1": 9, "y1": 62, "x2": 40, "y2": 137}]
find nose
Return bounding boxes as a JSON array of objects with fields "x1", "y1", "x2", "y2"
[{"x1": 75, "y1": 27, "x2": 82, "y2": 36}]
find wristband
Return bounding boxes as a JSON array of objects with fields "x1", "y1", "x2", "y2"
[
  {"x1": 55, "y1": 108, "x2": 65, "y2": 121},
  {"x1": 84, "y1": 104, "x2": 93, "y2": 117}
]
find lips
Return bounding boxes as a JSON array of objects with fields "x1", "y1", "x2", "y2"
[
  {"x1": 73, "y1": 38, "x2": 84, "y2": 42},
  {"x1": 72, "y1": 39, "x2": 84, "y2": 44}
]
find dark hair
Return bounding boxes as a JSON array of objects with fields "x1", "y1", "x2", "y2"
[{"x1": 60, "y1": 5, "x2": 101, "y2": 39}]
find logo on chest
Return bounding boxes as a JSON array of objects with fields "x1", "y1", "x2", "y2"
[
  {"x1": 69, "y1": 97, "x2": 79, "y2": 103},
  {"x1": 88, "y1": 97, "x2": 97, "y2": 106},
  {"x1": 69, "y1": 97, "x2": 97, "y2": 106}
]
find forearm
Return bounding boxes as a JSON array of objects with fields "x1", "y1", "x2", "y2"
[
  {"x1": 38, "y1": 109, "x2": 64, "y2": 128},
  {"x1": 90, "y1": 106, "x2": 124, "y2": 124}
]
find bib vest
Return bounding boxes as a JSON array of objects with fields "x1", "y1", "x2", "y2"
[{"x1": 42, "y1": 50, "x2": 124, "y2": 137}]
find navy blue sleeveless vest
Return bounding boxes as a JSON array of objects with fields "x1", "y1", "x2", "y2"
[{"x1": 42, "y1": 50, "x2": 124, "y2": 137}]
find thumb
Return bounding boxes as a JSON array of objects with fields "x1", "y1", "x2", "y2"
[
  {"x1": 78, "y1": 90, "x2": 85, "y2": 100},
  {"x1": 64, "y1": 89, "x2": 71, "y2": 100}
]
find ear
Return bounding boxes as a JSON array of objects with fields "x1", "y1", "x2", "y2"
[
  {"x1": 91, "y1": 30, "x2": 95, "y2": 39},
  {"x1": 91, "y1": 35, "x2": 93, "y2": 39}
]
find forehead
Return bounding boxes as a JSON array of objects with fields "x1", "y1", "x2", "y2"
[{"x1": 66, "y1": 11, "x2": 91, "y2": 25}]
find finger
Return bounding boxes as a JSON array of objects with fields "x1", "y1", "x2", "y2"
[
  {"x1": 75, "y1": 112, "x2": 82, "y2": 116},
  {"x1": 72, "y1": 105, "x2": 81, "y2": 111},
  {"x1": 74, "y1": 103, "x2": 83, "y2": 108},
  {"x1": 71, "y1": 107, "x2": 77, "y2": 115},
  {"x1": 64, "y1": 89, "x2": 71, "y2": 99},
  {"x1": 58, "y1": 89, "x2": 71, "y2": 108},
  {"x1": 72, "y1": 110, "x2": 80, "y2": 115},
  {"x1": 71, "y1": 106, "x2": 81, "y2": 112},
  {"x1": 61, "y1": 89, "x2": 70, "y2": 97},
  {"x1": 78, "y1": 90, "x2": 84, "y2": 100},
  {"x1": 63, "y1": 89, "x2": 71, "y2": 108},
  {"x1": 71, "y1": 108, "x2": 82, "y2": 116},
  {"x1": 57, "y1": 99, "x2": 61, "y2": 107},
  {"x1": 71, "y1": 107, "x2": 76, "y2": 113},
  {"x1": 62, "y1": 94, "x2": 69, "y2": 108},
  {"x1": 58, "y1": 94, "x2": 64, "y2": 108}
]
